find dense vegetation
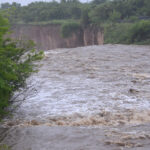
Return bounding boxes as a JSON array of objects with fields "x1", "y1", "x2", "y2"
[
  {"x1": 104, "y1": 20, "x2": 150, "y2": 44},
  {"x1": 0, "y1": 14, "x2": 43, "y2": 119},
  {"x1": 0, "y1": 0, "x2": 150, "y2": 44},
  {"x1": 1, "y1": 0, "x2": 150, "y2": 24}
]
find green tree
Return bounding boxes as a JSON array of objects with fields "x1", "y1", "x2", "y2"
[
  {"x1": 70, "y1": 6, "x2": 81, "y2": 19},
  {"x1": 91, "y1": 0, "x2": 108, "y2": 5},
  {"x1": 109, "y1": 10, "x2": 121, "y2": 22},
  {"x1": 81, "y1": 8, "x2": 90, "y2": 27},
  {"x1": 89, "y1": 3, "x2": 112, "y2": 24},
  {"x1": 128, "y1": 20, "x2": 150, "y2": 43},
  {"x1": 1, "y1": 3, "x2": 11, "y2": 9}
]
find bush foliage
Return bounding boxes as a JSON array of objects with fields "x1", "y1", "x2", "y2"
[
  {"x1": 0, "y1": 15, "x2": 43, "y2": 119},
  {"x1": 104, "y1": 23, "x2": 132, "y2": 44},
  {"x1": 104, "y1": 20, "x2": 150, "y2": 44},
  {"x1": 128, "y1": 20, "x2": 150, "y2": 44}
]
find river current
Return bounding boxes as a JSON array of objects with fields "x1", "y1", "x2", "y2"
[{"x1": 1, "y1": 44, "x2": 150, "y2": 150}]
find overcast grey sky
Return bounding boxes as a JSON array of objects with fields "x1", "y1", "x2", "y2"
[{"x1": 0, "y1": 0, "x2": 61, "y2": 6}]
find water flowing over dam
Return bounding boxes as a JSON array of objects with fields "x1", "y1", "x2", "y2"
[{"x1": 1, "y1": 44, "x2": 150, "y2": 150}]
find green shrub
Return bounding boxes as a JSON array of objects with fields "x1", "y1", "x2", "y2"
[
  {"x1": 61, "y1": 22, "x2": 81, "y2": 38},
  {"x1": 80, "y1": 7, "x2": 91, "y2": 28},
  {"x1": 0, "y1": 15, "x2": 43, "y2": 119},
  {"x1": 104, "y1": 21, "x2": 150, "y2": 45},
  {"x1": 128, "y1": 20, "x2": 150, "y2": 44},
  {"x1": 103, "y1": 23, "x2": 132, "y2": 44}
]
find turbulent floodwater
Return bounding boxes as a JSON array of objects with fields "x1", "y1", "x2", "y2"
[{"x1": 1, "y1": 44, "x2": 150, "y2": 150}]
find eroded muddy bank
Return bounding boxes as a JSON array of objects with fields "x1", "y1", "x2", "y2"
[
  {"x1": 11, "y1": 24, "x2": 104, "y2": 50},
  {"x1": 1, "y1": 44, "x2": 150, "y2": 149}
]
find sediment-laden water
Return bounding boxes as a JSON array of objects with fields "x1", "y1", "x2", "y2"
[{"x1": 1, "y1": 44, "x2": 150, "y2": 150}]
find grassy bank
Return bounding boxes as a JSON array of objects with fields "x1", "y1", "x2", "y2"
[{"x1": 16, "y1": 19, "x2": 80, "y2": 26}]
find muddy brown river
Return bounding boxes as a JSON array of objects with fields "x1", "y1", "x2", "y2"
[{"x1": 1, "y1": 44, "x2": 150, "y2": 150}]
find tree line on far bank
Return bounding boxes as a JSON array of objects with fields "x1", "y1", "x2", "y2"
[
  {"x1": 1, "y1": 0, "x2": 149, "y2": 44},
  {"x1": 1, "y1": 0, "x2": 150, "y2": 24}
]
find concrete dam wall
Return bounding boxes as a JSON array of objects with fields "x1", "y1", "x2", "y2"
[{"x1": 10, "y1": 24, "x2": 104, "y2": 50}]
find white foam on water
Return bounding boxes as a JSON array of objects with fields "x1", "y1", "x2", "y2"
[{"x1": 8, "y1": 45, "x2": 150, "y2": 124}]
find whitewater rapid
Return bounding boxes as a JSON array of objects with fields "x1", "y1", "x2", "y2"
[
  {"x1": 2, "y1": 44, "x2": 150, "y2": 126},
  {"x1": 1, "y1": 45, "x2": 150, "y2": 150}
]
